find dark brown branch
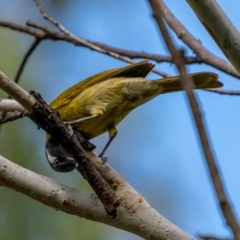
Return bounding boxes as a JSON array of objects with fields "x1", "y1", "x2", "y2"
[
  {"x1": 0, "y1": 67, "x2": 120, "y2": 217},
  {"x1": 29, "y1": 91, "x2": 121, "y2": 218},
  {"x1": 148, "y1": 0, "x2": 240, "y2": 239},
  {"x1": 205, "y1": 89, "x2": 240, "y2": 96},
  {"x1": 31, "y1": 19, "x2": 170, "y2": 79},
  {"x1": 0, "y1": 38, "x2": 42, "y2": 129},
  {"x1": 0, "y1": 20, "x2": 199, "y2": 65},
  {"x1": 32, "y1": 0, "x2": 170, "y2": 77},
  {"x1": 0, "y1": 21, "x2": 46, "y2": 37},
  {"x1": 0, "y1": 20, "x2": 239, "y2": 79},
  {"x1": 14, "y1": 38, "x2": 42, "y2": 84},
  {"x1": 159, "y1": 0, "x2": 240, "y2": 79},
  {"x1": 197, "y1": 233, "x2": 231, "y2": 240},
  {"x1": 0, "y1": 111, "x2": 28, "y2": 124},
  {"x1": 26, "y1": 21, "x2": 55, "y2": 32},
  {"x1": 89, "y1": 40, "x2": 201, "y2": 64}
]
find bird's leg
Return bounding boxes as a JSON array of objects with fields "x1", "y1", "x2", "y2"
[
  {"x1": 98, "y1": 125, "x2": 118, "y2": 163},
  {"x1": 68, "y1": 115, "x2": 98, "y2": 125},
  {"x1": 66, "y1": 114, "x2": 100, "y2": 138},
  {"x1": 66, "y1": 112, "x2": 114, "y2": 164},
  {"x1": 98, "y1": 137, "x2": 114, "y2": 159}
]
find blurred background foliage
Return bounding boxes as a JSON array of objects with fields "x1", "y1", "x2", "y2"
[{"x1": 0, "y1": 0, "x2": 240, "y2": 239}]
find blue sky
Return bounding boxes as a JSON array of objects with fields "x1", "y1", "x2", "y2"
[{"x1": 1, "y1": 1, "x2": 240, "y2": 239}]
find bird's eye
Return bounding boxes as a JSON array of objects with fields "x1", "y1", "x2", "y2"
[{"x1": 54, "y1": 159, "x2": 60, "y2": 166}]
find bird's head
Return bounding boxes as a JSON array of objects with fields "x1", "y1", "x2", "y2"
[{"x1": 45, "y1": 136, "x2": 76, "y2": 172}]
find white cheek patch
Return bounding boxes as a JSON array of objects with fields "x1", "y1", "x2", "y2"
[
  {"x1": 66, "y1": 156, "x2": 75, "y2": 162},
  {"x1": 45, "y1": 148, "x2": 57, "y2": 164}
]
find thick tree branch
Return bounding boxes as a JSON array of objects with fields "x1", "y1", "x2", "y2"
[
  {"x1": 148, "y1": 0, "x2": 240, "y2": 239},
  {"x1": 0, "y1": 71, "x2": 35, "y2": 113},
  {"x1": 0, "y1": 65, "x2": 194, "y2": 237},
  {"x1": 159, "y1": 0, "x2": 240, "y2": 79},
  {"x1": 0, "y1": 69, "x2": 121, "y2": 217},
  {"x1": 186, "y1": 0, "x2": 240, "y2": 75},
  {"x1": 0, "y1": 99, "x2": 24, "y2": 112},
  {"x1": 0, "y1": 1, "x2": 238, "y2": 238},
  {"x1": 0, "y1": 153, "x2": 193, "y2": 240},
  {"x1": 0, "y1": 35, "x2": 194, "y2": 238}
]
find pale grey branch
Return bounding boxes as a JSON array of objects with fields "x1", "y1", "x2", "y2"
[
  {"x1": 0, "y1": 99, "x2": 24, "y2": 112},
  {"x1": 0, "y1": 71, "x2": 35, "y2": 113},
  {"x1": 0, "y1": 153, "x2": 193, "y2": 240},
  {"x1": 186, "y1": 0, "x2": 240, "y2": 75}
]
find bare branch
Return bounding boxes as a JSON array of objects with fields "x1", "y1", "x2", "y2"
[
  {"x1": 0, "y1": 19, "x2": 239, "y2": 79},
  {"x1": 14, "y1": 38, "x2": 42, "y2": 84},
  {"x1": 0, "y1": 99, "x2": 24, "y2": 112},
  {"x1": 0, "y1": 111, "x2": 28, "y2": 124},
  {"x1": 0, "y1": 21, "x2": 46, "y2": 37},
  {"x1": 32, "y1": 0, "x2": 168, "y2": 77},
  {"x1": 0, "y1": 38, "x2": 42, "y2": 126},
  {"x1": 0, "y1": 68, "x2": 194, "y2": 238},
  {"x1": 0, "y1": 0, "x2": 238, "y2": 238},
  {"x1": 186, "y1": 0, "x2": 240, "y2": 75},
  {"x1": 0, "y1": 146, "x2": 193, "y2": 240},
  {"x1": 0, "y1": 20, "x2": 195, "y2": 65},
  {"x1": 205, "y1": 89, "x2": 240, "y2": 96},
  {"x1": 88, "y1": 40, "x2": 201, "y2": 64},
  {"x1": 148, "y1": 0, "x2": 240, "y2": 239},
  {"x1": 0, "y1": 71, "x2": 35, "y2": 113},
  {"x1": 34, "y1": 0, "x2": 72, "y2": 35},
  {"x1": 159, "y1": 0, "x2": 240, "y2": 79},
  {"x1": 30, "y1": 91, "x2": 122, "y2": 217},
  {"x1": 197, "y1": 233, "x2": 231, "y2": 240},
  {"x1": 0, "y1": 68, "x2": 121, "y2": 217}
]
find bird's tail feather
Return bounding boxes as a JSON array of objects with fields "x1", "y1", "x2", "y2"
[{"x1": 158, "y1": 72, "x2": 222, "y2": 94}]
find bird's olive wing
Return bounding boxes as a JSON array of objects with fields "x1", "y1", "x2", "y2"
[{"x1": 50, "y1": 60, "x2": 154, "y2": 111}]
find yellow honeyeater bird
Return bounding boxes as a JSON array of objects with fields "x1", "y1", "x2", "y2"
[{"x1": 45, "y1": 60, "x2": 223, "y2": 172}]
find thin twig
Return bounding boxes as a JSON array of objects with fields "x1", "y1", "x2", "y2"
[
  {"x1": 89, "y1": 40, "x2": 201, "y2": 64},
  {"x1": 0, "y1": 21, "x2": 204, "y2": 65},
  {"x1": 148, "y1": 0, "x2": 240, "y2": 239},
  {"x1": 205, "y1": 89, "x2": 240, "y2": 96},
  {"x1": 0, "y1": 111, "x2": 28, "y2": 124},
  {"x1": 0, "y1": 21, "x2": 45, "y2": 37},
  {"x1": 197, "y1": 233, "x2": 231, "y2": 240},
  {"x1": 1, "y1": 20, "x2": 239, "y2": 79},
  {"x1": 14, "y1": 38, "x2": 42, "y2": 84},
  {"x1": 0, "y1": 38, "x2": 42, "y2": 130},
  {"x1": 33, "y1": 0, "x2": 169, "y2": 77},
  {"x1": 34, "y1": 0, "x2": 71, "y2": 35}
]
